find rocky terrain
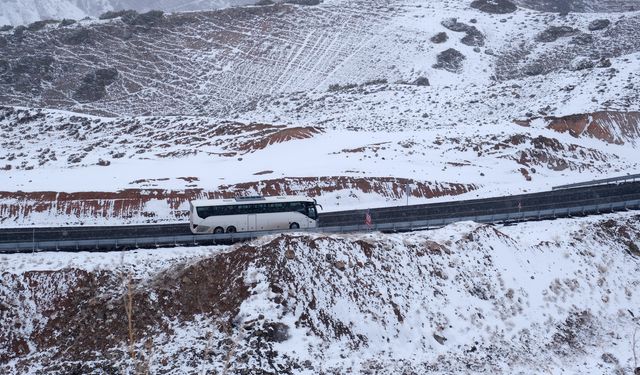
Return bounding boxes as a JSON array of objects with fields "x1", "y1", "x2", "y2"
[
  {"x1": 0, "y1": 0, "x2": 257, "y2": 27},
  {"x1": 1, "y1": 2, "x2": 639, "y2": 374},
  {"x1": 1, "y1": 0, "x2": 639, "y2": 225},
  {"x1": 1, "y1": 213, "x2": 639, "y2": 373}
]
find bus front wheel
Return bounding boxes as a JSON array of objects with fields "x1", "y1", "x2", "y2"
[
  {"x1": 213, "y1": 227, "x2": 224, "y2": 234},
  {"x1": 289, "y1": 222, "x2": 300, "y2": 229},
  {"x1": 226, "y1": 226, "x2": 237, "y2": 233}
]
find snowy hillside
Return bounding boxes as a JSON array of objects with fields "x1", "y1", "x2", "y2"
[
  {"x1": 0, "y1": 0, "x2": 639, "y2": 226},
  {"x1": 1, "y1": 213, "x2": 639, "y2": 373},
  {"x1": 0, "y1": 0, "x2": 256, "y2": 26}
]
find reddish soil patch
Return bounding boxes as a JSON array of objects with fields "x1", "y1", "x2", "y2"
[
  {"x1": 517, "y1": 111, "x2": 640, "y2": 144},
  {"x1": 235, "y1": 126, "x2": 323, "y2": 153}
]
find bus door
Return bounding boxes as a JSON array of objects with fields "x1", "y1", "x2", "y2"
[{"x1": 247, "y1": 214, "x2": 257, "y2": 231}]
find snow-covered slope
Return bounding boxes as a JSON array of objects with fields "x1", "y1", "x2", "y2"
[
  {"x1": 1, "y1": 213, "x2": 639, "y2": 373},
  {"x1": 1, "y1": 0, "x2": 639, "y2": 226},
  {"x1": 0, "y1": 0, "x2": 256, "y2": 26}
]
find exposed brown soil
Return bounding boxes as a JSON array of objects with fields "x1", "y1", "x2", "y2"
[
  {"x1": 0, "y1": 244, "x2": 261, "y2": 371},
  {"x1": 516, "y1": 111, "x2": 640, "y2": 144},
  {"x1": 0, "y1": 177, "x2": 478, "y2": 224},
  {"x1": 236, "y1": 126, "x2": 323, "y2": 153}
]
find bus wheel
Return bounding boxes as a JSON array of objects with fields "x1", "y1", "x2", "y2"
[
  {"x1": 289, "y1": 222, "x2": 300, "y2": 229},
  {"x1": 226, "y1": 226, "x2": 237, "y2": 233},
  {"x1": 213, "y1": 227, "x2": 224, "y2": 234}
]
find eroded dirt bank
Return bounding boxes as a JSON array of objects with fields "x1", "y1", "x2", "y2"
[{"x1": 1, "y1": 213, "x2": 639, "y2": 374}]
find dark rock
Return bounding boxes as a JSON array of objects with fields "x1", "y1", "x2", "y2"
[
  {"x1": 0, "y1": 25, "x2": 13, "y2": 32},
  {"x1": 27, "y1": 20, "x2": 52, "y2": 32},
  {"x1": 13, "y1": 55, "x2": 55, "y2": 76},
  {"x1": 97, "y1": 159, "x2": 111, "y2": 166},
  {"x1": 59, "y1": 19, "x2": 77, "y2": 27},
  {"x1": 535, "y1": 26, "x2": 578, "y2": 43},
  {"x1": 99, "y1": 10, "x2": 138, "y2": 21},
  {"x1": 0, "y1": 36, "x2": 6, "y2": 48},
  {"x1": 334, "y1": 260, "x2": 346, "y2": 270},
  {"x1": 596, "y1": 58, "x2": 612, "y2": 68},
  {"x1": 93, "y1": 68, "x2": 119, "y2": 85},
  {"x1": 523, "y1": 63, "x2": 544, "y2": 76},
  {"x1": 62, "y1": 28, "x2": 92, "y2": 45},
  {"x1": 430, "y1": 32, "x2": 448, "y2": 44},
  {"x1": 257, "y1": 0, "x2": 275, "y2": 4},
  {"x1": 284, "y1": 249, "x2": 295, "y2": 259},
  {"x1": 412, "y1": 77, "x2": 430, "y2": 86},
  {"x1": 13, "y1": 25, "x2": 26, "y2": 38},
  {"x1": 285, "y1": 0, "x2": 322, "y2": 5},
  {"x1": 570, "y1": 33, "x2": 593, "y2": 45},
  {"x1": 588, "y1": 19, "x2": 610, "y2": 31},
  {"x1": 461, "y1": 27, "x2": 485, "y2": 47},
  {"x1": 470, "y1": 0, "x2": 517, "y2": 14},
  {"x1": 441, "y1": 18, "x2": 484, "y2": 46},
  {"x1": 73, "y1": 68, "x2": 119, "y2": 103},
  {"x1": 67, "y1": 154, "x2": 84, "y2": 163},
  {"x1": 127, "y1": 10, "x2": 165, "y2": 27},
  {"x1": 441, "y1": 18, "x2": 471, "y2": 32},
  {"x1": 569, "y1": 57, "x2": 594, "y2": 71},
  {"x1": 601, "y1": 353, "x2": 618, "y2": 364},
  {"x1": 433, "y1": 48, "x2": 466, "y2": 73},
  {"x1": 433, "y1": 333, "x2": 447, "y2": 345},
  {"x1": 263, "y1": 322, "x2": 290, "y2": 342}
]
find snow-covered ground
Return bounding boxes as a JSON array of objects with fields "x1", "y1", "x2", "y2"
[
  {"x1": 0, "y1": 0, "x2": 256, "y2": 26},
  {"x1": 1, "y1": 212, "x2": 639, "y2": 373},
  {"x1": 1, "y1": 0, "x2": 639, "y2": 227}
]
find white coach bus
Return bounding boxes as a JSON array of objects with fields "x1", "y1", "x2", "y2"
[{"x1": 189, "y1": 196, "x2": 321, "y2": 234}]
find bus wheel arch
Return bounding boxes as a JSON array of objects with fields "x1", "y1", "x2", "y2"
[
  {"x1": 213, "y1": 226, "x2": 224, "y2": 234},
  {"x1": 289, "y1": 222, "x2": 300, "y2": 229},
  {"x1": 226, "y1": 226, "x2": 237, "y2": 233}
]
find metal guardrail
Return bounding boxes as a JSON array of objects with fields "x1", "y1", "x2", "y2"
[
  {"x1": 2, "y1": 198, "x2": 639, "y2": 253},
  {"x1": 552, "y1": 173, "x2": 640, "y2": 190}
]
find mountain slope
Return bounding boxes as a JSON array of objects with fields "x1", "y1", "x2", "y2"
[
  {"x1": 2, "y1": 214, "x2": 639, "y2": 373},
  {"x1": 0, "y1": 0, "x2": 639, "y2": 225},
  {"x1": 0, "y1": 0, "x2": 256, "y2": 26}
]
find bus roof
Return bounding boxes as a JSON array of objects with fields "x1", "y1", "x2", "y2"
[{"x1": 190, "y1": 195, "x2": 315, "y2": 207}]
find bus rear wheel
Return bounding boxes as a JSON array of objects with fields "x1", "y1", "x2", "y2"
[
  {"x1": 213, "y1": 227, "x2": 224, "y2": 234},
  {"x1": 289, "y1": 222, "x2": 300, "y2": 229},
  {"x1": 226, "y1": 226, "x2": 237, "y2": 233}
]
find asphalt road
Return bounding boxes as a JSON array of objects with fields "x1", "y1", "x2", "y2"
[{"x1": 1, "y1": 181, "x2": 639, "y2": 244}]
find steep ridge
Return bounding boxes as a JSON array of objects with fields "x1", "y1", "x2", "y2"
[
  {"x1": 1, "y1": 214, "x2": 639, "y2": 373},
  {"x1": 0, "y1": 0, "x2": 256, "y2": 27},
  {"x1": 0, "y1": 2, "x2": 395, "y2": 116}
]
